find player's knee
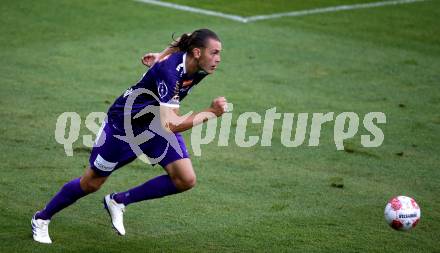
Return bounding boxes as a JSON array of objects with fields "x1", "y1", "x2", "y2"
[
  {"x1": 182, "y1": 174, "x2": 197, "y2": 190},
  {"x1": 165, "y1": 159, "x2": 196, "y2": 191},
  {"x1": 80, "y1": 178, "x2": 103, "y2": 193},
  {"x1": 173, "y1": 174, "x2": 196, "y2": 192},
  {"x1": 80, "y1": 167, "x2": 108, "y2": 193}
]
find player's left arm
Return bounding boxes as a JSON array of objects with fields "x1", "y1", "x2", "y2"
[
  {"x1": 141, "y1": 46, "x2": 179, "y2": 67},
  {"x1": 141, "y1": 35, "x2": 188, "y2": 67},
  {"x1": 160, "y1": 97, "x2": 227, "y2": 133}
]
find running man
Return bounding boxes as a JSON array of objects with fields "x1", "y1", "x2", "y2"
[{"x1": 32, "y1": 28, "x2": 226, "y2": 244}]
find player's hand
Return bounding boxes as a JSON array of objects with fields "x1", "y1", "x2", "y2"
[
  {"x1": 210, "y1": 97, "x2": 228, "y2": 117},
  {"x1": 141, "y1": 53, "x2": 159, "y2": 67}
]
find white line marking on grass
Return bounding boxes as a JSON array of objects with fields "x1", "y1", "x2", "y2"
[
  {"x1": 135, "y1": 0, "x2": 428, "y2": 23},
  {"x1": 135, "y1": 0, "x2": 247, "y2": 22},
  {"x1": 246, "y1": 0, "x2": 427, "y2": 22}
]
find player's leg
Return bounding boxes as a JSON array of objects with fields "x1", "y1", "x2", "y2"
[
  {"x1": 104, "y1": 158, "x2": 194, "y2": 236},
  {"x1": 105, "y1": 133, "x2": 192, "y2": 235},
  {"x1": 32, "y1": 168, "x2": 108, "y2": 243},
  {"x1": 35, "y1": 168, "x2": 108, "y2": 220},
  {"x1": 164, "y1": 158, "x2": 196, "y2": 191},
  {"x1": 111, "y1": 158, "x2": 194, "y2": 205},
  {"x1": 80, "y1": 167, "x2": 109, "y2": 192},
  {"x1": 32, "y1": 121, "x2": 134, "y2": 243},
  {"x1": 110, "y1": 132, "x2": 193, "y2": 206}
]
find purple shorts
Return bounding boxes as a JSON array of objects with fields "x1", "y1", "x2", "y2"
[{"x1": 89, "y1": 121, "x2": 189, "y2": 176}]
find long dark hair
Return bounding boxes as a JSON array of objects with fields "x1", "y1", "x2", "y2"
[{"x1": 171, "y1": 28, "x2": 220, "y2": 54}]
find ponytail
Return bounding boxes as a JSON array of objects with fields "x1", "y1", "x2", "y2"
[
  {"x1": 171, "y1": 32, "x2": 192, "y2": 52},
  {"x1": 171, "y1": 29, "x2": 220, "y2": 54}
]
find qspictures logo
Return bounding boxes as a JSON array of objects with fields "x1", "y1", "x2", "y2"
[{"x1": 54, "y1": 89, "x2": 386, "y2": 162}]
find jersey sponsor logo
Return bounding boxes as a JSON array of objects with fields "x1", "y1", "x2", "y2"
[
  {"x1": 158, "y1": 80, "x2": 168, "y2": 98},
  {"x1": 171, "y1": 81, "x2": 180, "y2": 103},
  {"x1": 94, "y1": 154, "x2": 118, "y2": 172},
  {"x1": 174, "y1": 81, "x2": 180, "y2": 94}
]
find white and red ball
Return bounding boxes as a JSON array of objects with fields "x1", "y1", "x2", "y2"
[{"x1": 384, "y1": 196, "x2": 420, "y2": 231}]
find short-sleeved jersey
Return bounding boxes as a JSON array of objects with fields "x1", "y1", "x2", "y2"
[{"x1": 107, "y1": 52, "x2": 207, "y2": 131}]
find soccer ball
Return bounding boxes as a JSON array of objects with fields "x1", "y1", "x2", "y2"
[{"x1": 384, "y1": 196, "x2": 420, "y2": 231}]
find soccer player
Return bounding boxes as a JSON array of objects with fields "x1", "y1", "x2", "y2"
[{"x1": 31, "y1": 28, "x2": 226, "y2": 244}]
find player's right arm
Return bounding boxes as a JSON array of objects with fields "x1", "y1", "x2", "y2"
[{"x1": 160, "y1": 97, "x2": 227, "y2": 133}]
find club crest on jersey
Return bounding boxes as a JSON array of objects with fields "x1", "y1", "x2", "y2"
[{"x1": 158, "y1": 80, "x2": 168, "y2": 98}]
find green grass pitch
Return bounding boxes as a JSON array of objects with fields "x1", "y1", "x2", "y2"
[{"x1": 1, "y1": 0, "x2": 439, "y2": 252}]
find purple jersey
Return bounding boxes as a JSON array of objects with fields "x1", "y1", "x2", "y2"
[{"x1": 107, "y1": 52, "x2": 207, "y2": 131}]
